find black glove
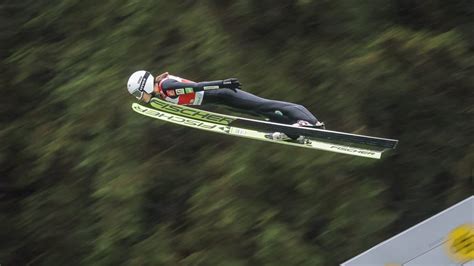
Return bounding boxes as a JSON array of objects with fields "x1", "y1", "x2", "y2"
[{"x1": 221, "y1": 78, "x2": 241, "y2": 91}]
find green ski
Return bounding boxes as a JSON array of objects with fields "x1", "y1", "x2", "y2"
[{"x1": 132, "y1": 102, "x2": 394, "y2": 159}]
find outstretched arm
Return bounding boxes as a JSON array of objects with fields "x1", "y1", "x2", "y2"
[{"x1": 161, "y1": 78, "x2": 241, "y2": 96}]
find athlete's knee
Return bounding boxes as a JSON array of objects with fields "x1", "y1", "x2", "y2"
[
  {"x1": 294, "y1": 104, "x2": 307, "y2": 110},
  {"x1": 287, "y1": 105, "x2": 317, "y2": 124}
]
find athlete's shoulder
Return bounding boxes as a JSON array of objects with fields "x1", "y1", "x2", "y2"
[
  {"x1": 155, "y1": 71, "x2": 195, "y2": 83},
  {"x1": 167, "y1": 74, "x2": 194, "y2": 83}
]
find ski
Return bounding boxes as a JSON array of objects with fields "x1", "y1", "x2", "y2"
[
  {"x1": 148, "y1": 98, "x2": 398, "y2": 149},
  {"x1": 132, "y1": 103, "x2": 386, "y2": 159}
]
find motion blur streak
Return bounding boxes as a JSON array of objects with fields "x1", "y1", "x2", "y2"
[{"x1": 1, "y1": 0, "x2": 472, "y2": 265}]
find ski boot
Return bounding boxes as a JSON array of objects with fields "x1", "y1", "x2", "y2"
[
  {"x1": 293, "y1": 120, "x2": 326, "y2": 130},
  {"x1": 265, "y1": 132, "x2": 292, "y2": 141},
  {"x1": 290, "y1": 120, "x2": 325, "y2": 143},
  {"x1": 314, "y1": 121, "x2": 326, "y2": 129},
  {"x1": 265, "y1": 120, "x2": 322, "y2": 144},
  {"x1": 265, "y1": 132, "x2": 311, "y2": 144}
]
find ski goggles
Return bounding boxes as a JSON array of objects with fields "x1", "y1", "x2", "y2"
[
  {"x1": 131, "y1": 88, "x2": 144, "y2": 100},
  {"x1": 131, "y1": 72, "x2": 152, "y2": 100}
]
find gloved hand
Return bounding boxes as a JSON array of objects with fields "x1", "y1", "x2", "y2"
[{"x1": 221, "y1": 78, "x2": 241, "y2": 91}]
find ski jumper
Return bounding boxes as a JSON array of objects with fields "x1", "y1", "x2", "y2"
[{"x1": 155, "y1": 74, "x2": 318, "y2": 125}]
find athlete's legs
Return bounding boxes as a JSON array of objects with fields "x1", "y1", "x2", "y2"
[{"x1": 202, "y1": 89, "x2": 318, "y2": 125}]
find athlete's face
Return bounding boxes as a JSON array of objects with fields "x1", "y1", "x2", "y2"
[{"x1": 141, "y1": 92, "x2": 152, "y2": 103}]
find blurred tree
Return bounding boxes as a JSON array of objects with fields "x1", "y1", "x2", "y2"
[{"x1": 1, "y1": 0, "x2": 472, "y2": 265}]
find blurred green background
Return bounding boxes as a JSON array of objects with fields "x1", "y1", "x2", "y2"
[{"x1": 1, "y1": 0, "x2": 473, "y2": 265}]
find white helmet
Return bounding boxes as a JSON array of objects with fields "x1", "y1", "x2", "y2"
[{"x1": 127, "y1": 70, "x2": 154, "y2": 100}]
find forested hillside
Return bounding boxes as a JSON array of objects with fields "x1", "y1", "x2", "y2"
[{"x1": 1, "y1": 0, "x2": 473, "y2": 265}]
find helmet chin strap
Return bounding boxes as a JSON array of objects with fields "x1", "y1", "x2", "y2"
[{"x1": 150, "y1": 80, "x2": 159, "y2": 97}]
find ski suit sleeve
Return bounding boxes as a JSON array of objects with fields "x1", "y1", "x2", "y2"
[{"x1": 161, "y1": 78, "x2": 241, "y2": 95}]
